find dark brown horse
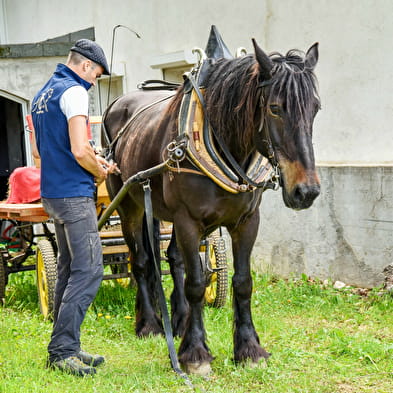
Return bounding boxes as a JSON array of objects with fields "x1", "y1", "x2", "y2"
[{"x1": 102, "y1": 38, "x2": 320, "y2": 375}]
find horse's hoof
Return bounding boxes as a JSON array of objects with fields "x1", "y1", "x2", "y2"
[
  {"x1": 136, "y1": 322, "x2": 164, "y2": 338},
  {"x1": 182, "y1": 361, "x2": 212, "y2": 376},
  {"x1": 248, "y1": 358, "x2": 268, "y2": 369}
]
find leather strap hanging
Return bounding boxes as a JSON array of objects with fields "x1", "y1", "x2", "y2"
[{"x1": 142, "y1": 179, "x2": 194, "y2": 389}]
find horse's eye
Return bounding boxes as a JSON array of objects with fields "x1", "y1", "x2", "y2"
[{"x1": 269, "y1": 104, "x2": 281, "y2": 117}]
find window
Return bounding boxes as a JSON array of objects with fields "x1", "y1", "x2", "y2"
[{"x1": 150, "y1": 49, "x2": 198, "y2": 83}]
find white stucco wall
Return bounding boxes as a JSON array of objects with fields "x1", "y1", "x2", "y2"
[
  {"x1": 3, "y1": 0, "x2": 392, "y2": 165},
  {"x1": 264, "y1": 1, "x2": 393, "y2": 165}
]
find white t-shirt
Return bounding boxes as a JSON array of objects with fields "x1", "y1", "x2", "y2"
[{"x1": 60, "y1": 85, "x2": 89, "y2": 120}]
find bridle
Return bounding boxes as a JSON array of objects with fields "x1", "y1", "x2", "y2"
[{"x1": 256, "y1": 80, "x2": 281, "y2": 189}]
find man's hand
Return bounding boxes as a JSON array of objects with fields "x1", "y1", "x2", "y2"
[
  {"x1": 68, "y1": 116, "x2": 120, "y2": 185},
  {"x1": 96, "y1": 156, "x2": 120, "y2": 175},
  {"x1": 94, "y1": 156, "x2": 120, "y2": 185}
]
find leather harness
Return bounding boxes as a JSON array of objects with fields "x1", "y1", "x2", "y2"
[
  {"x1": 176, "y1": 71, "x2": 279, "y2": 193},
  {"x1": 102, "y1": 68, "x2": 279, "y2": 194}
]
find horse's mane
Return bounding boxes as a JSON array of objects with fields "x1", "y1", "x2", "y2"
[
  {"x1": 168, "y1": 49, "x2": 320, "y2": 154},
  {"x1": 204, "y1": 55, "x2": 260, "y2": 153}
]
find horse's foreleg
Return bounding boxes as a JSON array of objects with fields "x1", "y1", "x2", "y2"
[
  {"x1": 229, "y1": 210, "x2": 271, "y2": 365},
  {"x1": 166, "y1": 228, "x2": 189, "y2": 337},
  {"x1": 175, "y1": 221, "x2": 213, "y2": 375}
]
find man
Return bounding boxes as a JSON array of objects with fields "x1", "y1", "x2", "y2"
[{"x1": 31, "y1": 39, "x2": 117, "y2": 376}]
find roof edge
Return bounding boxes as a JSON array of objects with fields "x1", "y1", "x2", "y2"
[{"x1": 0, "y1": 27, "x2": 95, "y2": 58}]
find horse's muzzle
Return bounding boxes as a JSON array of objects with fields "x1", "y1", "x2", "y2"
[{"x1": 284, "y1": 182, "x2": 320, "y2": 210}]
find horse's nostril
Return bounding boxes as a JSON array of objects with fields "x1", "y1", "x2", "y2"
[
  {"x1": 293, "y1": 184, "x2": 320, "y2": 205},
  {"x1": 313, "y1": 184, "x2": 321, "y2": 198},
  {"x1": 294, "y1": 185, "x2": 306, "y2": 202}
]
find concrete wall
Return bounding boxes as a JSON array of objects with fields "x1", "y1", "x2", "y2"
[
  {"x1": 255, "y1": 166, "x2": 393, "y2": 287},
  {"x1": 1, "y1": 0, "x2": 392, "y2": 287},
  {"x1": 0, "y1": 57, "x2": 63, "y2": 101}
]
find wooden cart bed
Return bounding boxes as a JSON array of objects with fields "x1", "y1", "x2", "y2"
[
  {"x1": 0, "y1": 202, "x2": 130, "y2": 254},
  {"x1": 0, "y1": 203, "x2": 49, "y2": 223}
]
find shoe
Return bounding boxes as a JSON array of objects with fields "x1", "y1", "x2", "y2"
[
  {"x1": 77, "y1": 350, "x2": 105, "y2": 367},
  {"x1": 48, "y1": 356, "x2": 96, "y2": 376}
]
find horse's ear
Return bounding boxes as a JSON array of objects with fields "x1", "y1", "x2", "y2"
[
  {"x1": 252, "y1": 38, "x2": 274, "y2": 81},
  {"x1": 305, "y1": 42, "x2": 319, "y2": 70}
]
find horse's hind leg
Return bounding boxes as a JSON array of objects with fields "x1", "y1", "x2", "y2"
[
  {"x1": 166, "y1": 228, "x2": 189, "y2": 337},
  {"x1": 106, "y1": 177, "x2": 164, "y2": 337},
  {"x1": 127, "y1": 211, "x2": 164, "y2": 337},
  {"x1": 135, "y1": 215, "x2": 165, "y2": 335},
  {"x1": 229, "y1": 210, "x2": 271, "y2": 366}
]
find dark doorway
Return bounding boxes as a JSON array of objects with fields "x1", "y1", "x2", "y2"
[{"x1": 0, "y1": 96, "x2": 26, "y2": 200}]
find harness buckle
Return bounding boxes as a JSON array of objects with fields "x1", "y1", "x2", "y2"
[
  {"x1": 167, "y1": 139, "x2": 187, "y2": 172},
  {"x1": 271, "y1": 166, "x2": 281, "y2": 191},
  {"x1": 142, "y1": 179, "x2": 151, "y2": 191}
]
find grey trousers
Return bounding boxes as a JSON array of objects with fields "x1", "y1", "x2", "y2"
[{"x1": 42, "y1": 197, "x2": 103, "y2": 362}]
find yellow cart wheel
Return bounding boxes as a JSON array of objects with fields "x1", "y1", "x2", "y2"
[
  {"x1": 115, "y1": 262, "x2": 133, "y2": 287},
  {"x1": 36, "y1": 239, "x2": 57, "y2": 319},
  {"x1": 203, "y1": 233, "x2": 228, "y2": 308}
]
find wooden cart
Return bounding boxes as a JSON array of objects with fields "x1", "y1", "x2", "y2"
[{"x1": 0, "y1": 187, "x2": 228, "y2": 317}]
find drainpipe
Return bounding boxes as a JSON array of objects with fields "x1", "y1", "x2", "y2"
[{"x1": 0, "y1": 0, "x2": 8, "y2": 44}]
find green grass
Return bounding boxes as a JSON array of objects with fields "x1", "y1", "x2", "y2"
[{"x1": 1, "y1": 269, "x2": 393, "y2": 392}]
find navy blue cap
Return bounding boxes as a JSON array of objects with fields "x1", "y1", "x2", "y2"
[{"x1": 70, "y1": 39, "x2": 110, "y2": 75}]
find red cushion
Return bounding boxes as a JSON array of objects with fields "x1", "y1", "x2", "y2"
[{"x1": 6, "y1": 167, "x2": 41, "y2": 203}]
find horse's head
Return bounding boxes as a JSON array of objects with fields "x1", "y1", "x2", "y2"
[{"x1": 253, "y1": 40, "x2": 321, "y2": 210}]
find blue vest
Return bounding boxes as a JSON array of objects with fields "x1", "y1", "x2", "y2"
[{"x1": 32, "y1": 64, "x2": 95, "y2": 198}]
